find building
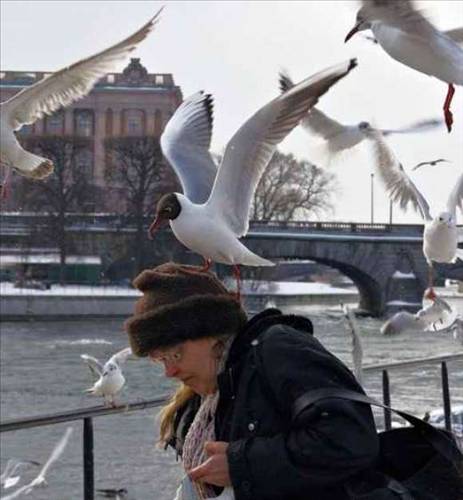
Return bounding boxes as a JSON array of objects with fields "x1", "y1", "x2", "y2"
[{"x1": 0, "y1": 58, "x2": 183, "y2": 211}]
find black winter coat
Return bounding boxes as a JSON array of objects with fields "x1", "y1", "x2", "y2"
[{"x1": 169, "y1": 309, "x2": 380, "y2": 500}]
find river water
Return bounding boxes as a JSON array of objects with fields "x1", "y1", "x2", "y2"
[{"x1": 1, "y1": 303, "x2": 462, "y2": 500}]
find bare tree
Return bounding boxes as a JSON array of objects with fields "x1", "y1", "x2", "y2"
[
  {"x1": 104, "y1": 136, "x2": 179, "y2": 273},
  {"x1": 251, "y1": 150, "x2": 336, "y2": 221},
  {"x1": 18, "y1": 135, "x2": 95, "y2": 284}
]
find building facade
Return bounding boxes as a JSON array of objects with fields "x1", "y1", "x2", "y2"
[{"x1": 0, "y1": 58, "x2": 183, "y2": 211}]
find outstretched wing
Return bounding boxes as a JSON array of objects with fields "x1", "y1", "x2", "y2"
[
  {"x1": 2, "y1": 9, "x2": 161, "y2": 130},
  {"x1": 109, "y1": 347, "x2": 132, "y2": 366},
  {"x1": 446, "y1": 172, "x2": 463, "y2": 217},
  {"x1": 381, "y1": 118, "x2": 442, "y2": 136},
  {"x1": 31, "y1": 427, "x2": 74, "y2": 485},
  {"x1": 412, "y1": 159, "x2": 449, "y2": 171},
  {"x1": 343, "y1": 304, "x2": 363, "y2": 384},
  {"x1": 80, "y1": 354, "x2": 103, "y2": 378},
  {"x1": 444, "y1": 26, "x2": 463, "y2": 44},
  {"x1": 160, "y1": 91, "x2": 217, "y2": 203},
  {"x1": 367, "y1": 131, "x2": 432, "y2": 221},
  {"x1": 278, "y1": 71, "x2": 346, "y2": 139},
  {"x1": 207, "y1": 59, "x2": 357, "y2": 237}
]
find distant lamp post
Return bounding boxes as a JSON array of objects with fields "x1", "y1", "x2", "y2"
[
  {"x1": 389, "y1": 199, "x2": 393, "y2": 225},
  {"x1": 370, "y1": 172, "x2": 374, "y2": 224}
]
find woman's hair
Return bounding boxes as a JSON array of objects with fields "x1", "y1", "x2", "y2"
[
  {"x1": 157, "y1": 334, "x2": 233, "y2": 447},
  {"x1": 158, "y1": 383, "x2": 196, "y2": 446}
]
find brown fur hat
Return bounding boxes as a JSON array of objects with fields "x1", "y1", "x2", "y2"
[{"x1": 125, "y1": 262, "x2": 247, "y2": 357}]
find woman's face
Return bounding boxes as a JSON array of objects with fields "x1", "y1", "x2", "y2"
[{"x1": 150, "y1": 338, "x2": 221, "y2": 396}]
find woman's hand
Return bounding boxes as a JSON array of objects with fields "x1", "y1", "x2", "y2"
[{"x1": 188, "y1": 441, "x2": 231, "y2": 487}]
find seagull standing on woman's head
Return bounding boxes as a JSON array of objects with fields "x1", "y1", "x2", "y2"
[{"x1": 148, "y1": 59, "x2": 358, "y2": 296}]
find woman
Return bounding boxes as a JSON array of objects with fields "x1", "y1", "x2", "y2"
[{"x1": 125, "y1": 262, "x2": 380, "y2": 500}]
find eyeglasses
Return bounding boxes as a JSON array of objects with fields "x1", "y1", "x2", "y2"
[{"x1": 150, "y1": 346, "x2": 183, "y2": 365}]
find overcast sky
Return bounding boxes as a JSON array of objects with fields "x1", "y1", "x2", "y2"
[{"x1": 1, "y1": 0, "x2": 462, "y2": 223}]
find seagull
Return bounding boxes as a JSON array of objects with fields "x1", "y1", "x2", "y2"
[
  {"x1": 381, "y1": 290, "x2": 454, "y2": 335},
  {"x1": 412, "y1": 159, "x2": 450, "y2": 171},
  {"x1": 0, "y1": 459, "x2": 40, "y2": 490},
  {"x1": 81, "y1": 347, "x2": 132, "y2": 406},
  {"x1": 0, "y1": 9, "x2": 162, "y2": 195},
  {"x1": 342, "y1": 304, "x2": 364, "y2": 384},
  {"x1": 363, "y1": 26, "x2": 463, "y2": 46},
  {"x1": 147, "y1": 59, "x2": 358, "y2": 292},
  {"x1": 278, "y1": 71, "x2": 442, "y2": 157},
  {"x1": 367, "y1": 130, "x2": 463, "y2": 290},
  {"x1": 345, "y1": 0, "x2": 463, "y2": 132},
  {"x1": 1, "y1": 427, "x2": 73, "y2": 500},
  {"x1": 96, "y1": 488, "x2": 128, "y2": 499}
]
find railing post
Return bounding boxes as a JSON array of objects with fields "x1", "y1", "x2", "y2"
[
  {"x1": 382, "y1": 370, "x2": 392, "y2": 431},
  {"x1": 83, "y1": 417, "x2": 94, "y2": 500},
  {"x1": 441, "y1": 362, "x2": 452, "y2": 432}
]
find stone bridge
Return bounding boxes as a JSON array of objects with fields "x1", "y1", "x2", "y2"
[
  {"x1": 1, "y1": 214, "x2": 461, "y2": 317},
  {"x1": 242, "y1": 221, "x2": 462, "y2": 317}
]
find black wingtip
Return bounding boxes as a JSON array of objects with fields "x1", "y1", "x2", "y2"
[{"x1": 348, "y1": 58, "x2": 358, "y2": 71}]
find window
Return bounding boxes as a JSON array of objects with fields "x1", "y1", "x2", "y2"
[
  {"x1": 74, "y1": 110, "x2": 94, "y2": 137},
  {"x1": 154, "y1": 109, "x2": 163, "y2": 136},
  {"x1": 107, "y1": 74, "x2": 115, "y2": 84},
  {"x1": 45, "y1": 111, "x2": 64, "y2": 134},
  {"x1": 123, "y1": 109, "x2": 145, "y2": 136},
  {"x1": 75, "y1": 150, "x2": 94, "y2": 178},
  {"x1": 155, "y1": 74, "x2": 164, "y2": 85},
  {"x1": 105, "y1": 108, "x2": 113, "y2": 137}
]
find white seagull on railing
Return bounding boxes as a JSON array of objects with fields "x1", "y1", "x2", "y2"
[
  {"x1": 367, "y1": 130, "x2": 463, "y2": 290},
  {"x1": 345, "y1": 0, "x2": 463, "y2": 132},
  {"x1": 147, "y1": 59, "x2": 358, "y2": 294},
  {"x1": 278, "y1": 71, "x2": 441, "y2": 157},
  {"x1": 1, "y1": 427, "x2": 73, "y2": 500},
  {"x1": 0, "y1": 9, "x2": 162, "y2": 190},
  {"x1": 81, "y1": 347, "x2": 132, "y2": 407}
]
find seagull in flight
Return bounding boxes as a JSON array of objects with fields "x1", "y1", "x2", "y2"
[
  {"x1": 148, "y1": 59, "x2": 357, "y2": 294},
  {"x1": 367, "y1": 130, "x2": 463, "y2": 290},
  {"x1": 381, "y1": 290, "x2": 454, "y2": 335},
  {"x1": 345, "y1": 0, "x2": 463, "y2": 132},
  {"x1": 363, "y1": 26, "x2": 463, "y2": 46},
  {"x1": 81, "y1": 347, "x2": 132, "y2": 407},
  {"x1": 0, "y1": 9, "x2": 162, "y2": 194},
  {"x1": 278, "y1": 71, "x2": 441, "y2": 157},
  {"x1": 412, "y1": 159, "x2": 450, "y2": 171},
  {"x1": 0, "y1": 459, "x2": 40, "y2": 490},
  {"x1": 1, "y1": 427, "x2": 73, "y2": 500}
]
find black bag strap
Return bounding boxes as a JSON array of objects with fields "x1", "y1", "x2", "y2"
[{"x1": 292, "y1": 388, "x2": 463, "y2": 464}]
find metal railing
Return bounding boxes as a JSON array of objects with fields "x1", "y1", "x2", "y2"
[{"x1": 0, "y1": 354, "x2": 461, "y2": 500}]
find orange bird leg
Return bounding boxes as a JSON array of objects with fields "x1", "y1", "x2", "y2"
[
  {"x1": 199, "y1": 257, "x2": 212, "y2": 272},
  {"x1": 233, "y1": 265, "x2": 241, "y2": 302},
  {"x1": 443, "y1": 83, "x2": 455, "y2": 133}
]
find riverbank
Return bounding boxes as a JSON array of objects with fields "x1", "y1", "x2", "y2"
[{"x1": 0, "y1": 280, "x2": 359, "y2": 320}]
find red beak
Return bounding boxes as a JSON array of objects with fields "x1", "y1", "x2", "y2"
[
  {"x1": 345, "y1": 23, "x2": 361, "y2": 43},
  {"x1": 147, "y1": 217, "x2": 163, "y2": 240}
]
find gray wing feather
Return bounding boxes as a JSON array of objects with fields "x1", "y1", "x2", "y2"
[
  {"x1": 208, "y1": 59, "x2": 357, "y2": 237},
  {"x1": 278, "y1": 70, "x2": 346, "y2": 139},
  {"x1": 446, "y1": 172, "x2": 463, "y2": 216},
  {"x1": 444, "y1": 27, "x2": 463, "y2": 44},
  {"x1": 368, "y1": 131, "x2": 432, "y2": 221},
  {"x1": 80, "y1": 354, "x2": 103, "y2": 377},
  {"x1": 3, "y1": 10, "x2": 161, "y2": 130},
  {"x1": 160, "y1": 91, "x2": 217, "y2": 204},
  {"x1": 109, "y1": 347, "x2": 132, "y2": 365},
  {"x1": 381, "y1": 118, "x2": 442, "y2": 137}
]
